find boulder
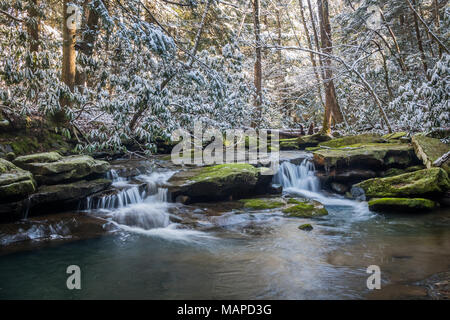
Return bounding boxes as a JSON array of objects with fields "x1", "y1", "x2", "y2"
[
  {"x1": 368, "y1": 198, "x2": 437, "y2": 213},
  {"x1": 318, "y1": 133, "x2": 383, "y2": 148},
  {"x1": 298, "y1": 223, "x2": 313, "y2": 231},
  {"x1": 382, "y1": 132, "x2": 407, "y2": 141},
  {"x1": 167, "y1": 163, "x2": 273, "y2": 203},
  {"x1": 352, "y1": 168, "x2": 450, "y2": 200},
  {"x1": 0, "y1": 158, "x2": 36, "y2": 202},
  {"x1": 282, "y1": 198, "x2": 328, "y2": 218},
  {"x1": 14, "y1": 154, "x2": 110, "y2": 185},
  {"x1": 411, "y1": 135, "x2": 450, "y2": 174},
  {"x1": 30, "y1": 179, "x2": 112, "y2": 207},
  {"x1": 313, "y1": 143, "x2": 418, "y2": 171}
]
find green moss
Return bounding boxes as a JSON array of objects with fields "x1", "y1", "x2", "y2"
[
  {"x1": 287, "y1": 198, "x2": 304, "y2": 204},
  {"x1": 298, "y1": 223, "x2": 313, "y2": 231},
  {"x1": 0, "y1": 158, "x2": 16, "y2": 174},
  {"x1": 382, "y1": 132, "x2": 407, "y2": 140},
  {"x1": 405, "y1": 165, "x2": 426, "y2": 172},
  {"x1": 282, "y1": 201, "x2": 328, "y2": 218},
  {"x1": 305, "y1": 147, "x2": 322, "y2": 152},
  {"x1": 355, "y1": 168, "x2": 450, "y2": 198},
  {"x1": 278, "y1": 138, "x2": 300, "y2": 150},
  {"x1": 384, "y1": 168, "x2": 406, "y2": 177},
  {"x1": 0, "y1": 179, "x2": 36, "y2": 199},
  {"x1": 240, "y1": 198, "x2": 285, "y2": 210},
  {"x1": 191, "y1": 163, "x2": 259, "y2": 182},
  {"x1": 318, "y1": 133, "x2": 382, "y2": 148},
  {"x1": 10, "y1": 136, "x2": 40, "y2": 155},
  {"x1": 368, "y1": 197, "x2": 437, "y2": 213}
]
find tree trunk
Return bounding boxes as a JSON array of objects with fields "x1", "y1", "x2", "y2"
[
  {"x1": 252, "y1": 0, "x2": 262, "y2": 128},
  {"x1": 299, "y1": 0, "x2": 324, "y2": 109},
  {"x1": 57, "y1": 0, "x2": 77, "y2": 124},
  {"x1": 75, "y1": 0, "x2": 102, "y2": 87},
  {"x1": 317, "y1": 0, "x2": 343, "y2": 134},
  {"x1": 27, "y1": 0, "x2": 39, "y2": 52},
  {"x1": 411, "y1": 0, "x2": 430, "y2": 80}
]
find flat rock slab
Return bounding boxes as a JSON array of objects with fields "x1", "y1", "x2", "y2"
[
  {"x1": 368, "y1": 197, "x2": 437, "y2": 213},
  {"x1": 313, "y1": 143, "x2": 417, "y2": 171},
  {"x1": 412, "y1": 135, "x2": 450, "y2": 174},
  {"x1": 14, "y1": 153, "x2": 110, "y2": 185}
]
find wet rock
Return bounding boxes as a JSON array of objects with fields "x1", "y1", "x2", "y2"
[
  {"x1": 368, "y1": 198, "x2": 437, "y2": 213},
  {"x1": 331, "y1": 182, "x2": 349, "y2": 194},
  {"x1": 30, "y1": 179, "x2": 112, "y2": 208},
  {"x1": 412, "y1": 135, "x2": 450, "y2": 174},
  {"x1": 14, "y1": 154, "x2": 110, "y2": 185},
  {"x1": 282, "y1": 198, "x2": 328, "y2": 218},
  {"x1": 168, "y1": 164, "x2": 273, "y2": 203},
  {"x1": 382, "y1": 168, "x2": 406, "y2": 177},
  {"x1": 298, "y1": 223, "x2": 313, "y2": 231},
  {"x1": 175, "y1": 195, "x2": 190, "y2": 204},
  {"x1": 0, "y1": 158, "x2": 36, "y2": 203},
  {"x1": 352, "y1": 168, "x2": 450, "y2": 199},
  {"x1": 313, "y1": 143, "x2": 418, "y2": 171}
]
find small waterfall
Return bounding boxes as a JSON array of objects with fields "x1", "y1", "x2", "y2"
[
  {"x1": 84, "y1": 186, "x2": 146, "y2": 210},
  {"x1": 273, "y1": 159, "x2": 320, "y2": 192}
]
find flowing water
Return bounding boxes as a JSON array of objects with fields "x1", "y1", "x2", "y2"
[{"x1": 0, "y1": 158, "x2": 449, "y2": 299}]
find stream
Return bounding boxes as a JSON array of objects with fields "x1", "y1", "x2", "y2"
[{"x1": 0, "y1": 157, "x2": 449, "y2": 299}]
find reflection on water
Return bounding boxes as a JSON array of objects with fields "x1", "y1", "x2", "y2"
[{"x1": 0, "y1": 161, "x2": 449, "y2": 299}]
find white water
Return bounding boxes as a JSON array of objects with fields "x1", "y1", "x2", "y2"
[
  {"x1": 85, "y1": 169, "x2": 214, "y2": 242},
  {"x1": 273, "y1": 160, "x2": 372, "y2": 218}
]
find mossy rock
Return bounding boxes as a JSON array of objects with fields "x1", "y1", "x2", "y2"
[
  {"x1": 382, "y1": 132, "x2": 407, "y2": 140},
  {"x1": 168, "y1": 163, "x2": 273, "y2": 203},
  {"x1": 240, "y1": 198, "x2": 286, "y2": 210},
  {"x1": 313, "y1": 143, "x2": 417, "y2": 171},
  {"x1": 14, "y1": 155, "x2": 110, "y2": 185},
  {"x1": 298, "y1": 223, "x2": 313, "y2": 231},
  {"x1": 0, "y1": 159, "x2": 36, "y2": 202},
  {"x1": 14, "y1": 152, "x2": 63, "y2": 167},
  {"x1": 278, "y1": 138, "x2": 300, "y2": 150},
  {"x1": 318, "y1": 133, "x2": 383, "y2": 149},
  {"x1": 282, "y1": 199, "x2": 328, "y2": 218},
  {"x1": 412, "y1": 135, "x2": 450, "y2": 174},
  {"x1": 383, "y1": 168, "x2": 406, "y2": 177},
  {"x1": 353, "y1": 168, "x2": 450, "y2": 199},
  {"x1": 368, "y1": 198, "x2": 437, "y2": 213},
  {"x1": 405, "y1": 165, "x2": 426, "y2": 172},
  {"x1": 297, "y1": 133, "x2": 332, "y2": 149}
]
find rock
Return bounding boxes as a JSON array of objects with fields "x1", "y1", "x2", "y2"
[
  {"x1": 382, "y1": 132, "x2": 407, "y2": 141},
  {"x1": 5, "y1": 152, "x2": 16, "y2": 161},
  {"x1": 14, "y1": 154, "x2": 110, "y2": 185},
  {"x1": 318, "y1": 133, "x2": 383, "y2": 148},
  {"x1": 240, "y1": 198, "x2": 286, "y2": 210},
  {"x1": 313, "y1": 143, "x2": 418, "y2": 171},
  {"x1": 331, "y1": 182, "x2": 349, "y2": 194},
  {"x1": 411, "y1": 135, "x2": 450, "y2": 174},
  {"x1": 368, "y1": 198, "x2": 437, "y2": 213},
  {"x1": 282, "y1": 198, "x2": 328, "y2": 218},
  {"x1": 332, "y1": 169, "x2": 377, "y2": 184},
  {"x1": 167, "y1": 163, "x2": 273, "y2": 203},
  {"x1": 30, "y1": 179, "x2": 112, "y2": 207},
  {"x1": 298, "y1": 223, "x2": 313, "y2": 231},
  {"x1": 175, "y1": 195, "x2": 190, "y2": 204},
  {"x1": 267, "y1": 184, "x2": 283, "y2": 194},
  {"x1": 0, "y1": 158, "x2": 36, "y2": 202},
  {"x1": 297, "y1": 133, "x2": 332, "y2": 149},
  {"x1": 383, "y1": 168, "x2": 406, "y2": 177},
  {"x1": 405, "y1": 165, "x2": 426, "y2": 172},
  {"x1": 352, "y1": 168, "x2": 450, "y2": 199}
]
